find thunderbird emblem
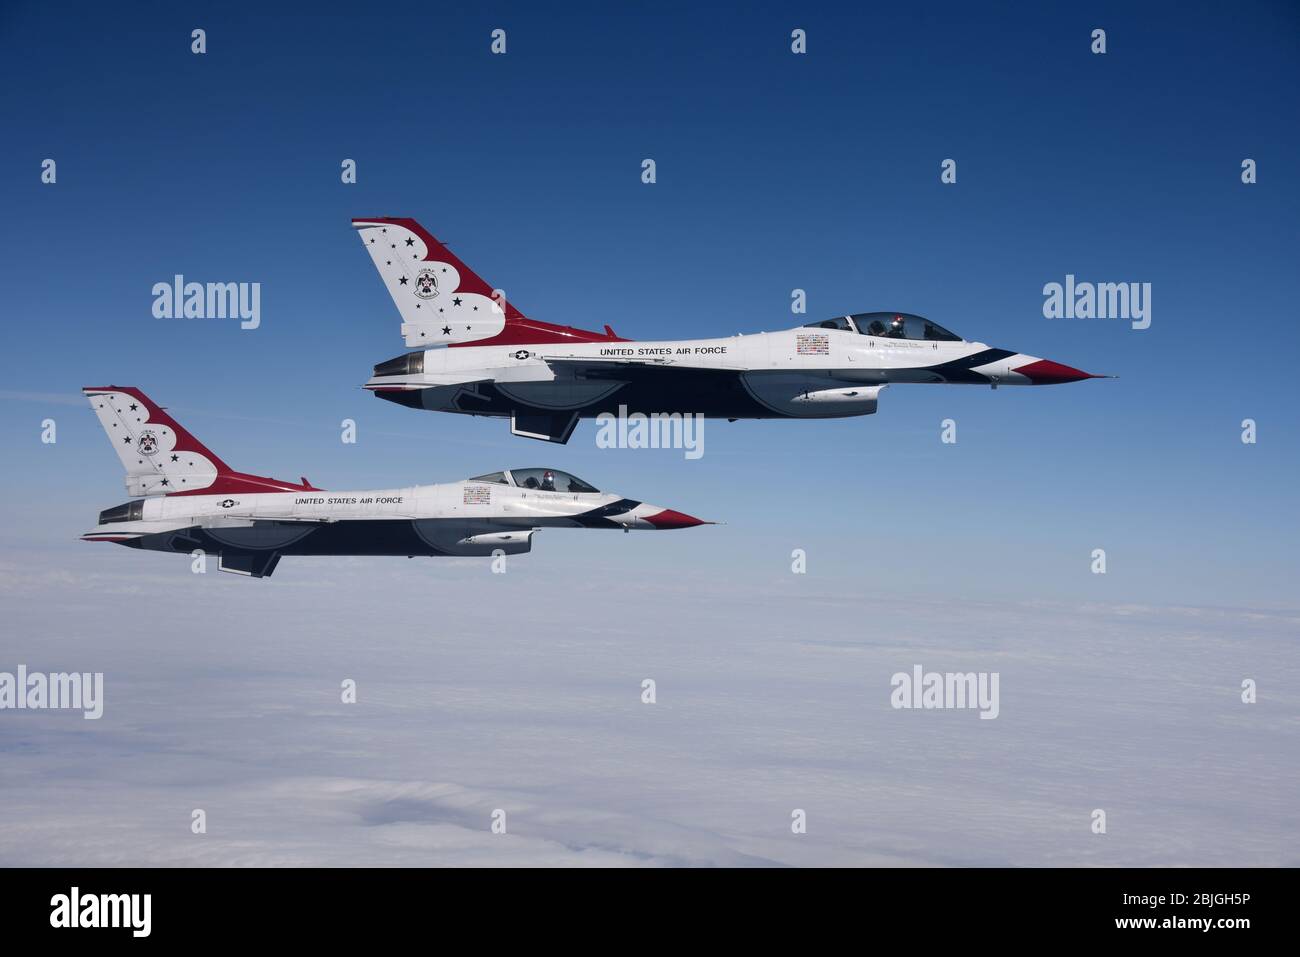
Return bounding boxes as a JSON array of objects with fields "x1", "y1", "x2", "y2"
[{"x1": 414, "y1": 269, "x2": 439, "y2": 299}]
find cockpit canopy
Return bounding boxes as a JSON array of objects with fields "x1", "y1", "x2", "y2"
[
  {"x1": 803, "y1": 312, "x2": 963, "y2": 342},
  {"x1": 468, "y1": 468, "x2": 600, "y2": 494}
]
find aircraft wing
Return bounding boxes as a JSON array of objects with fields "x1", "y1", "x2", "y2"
[
  {"x1": 227, "y1": 516, "x2": 336, "y2": 525},
  {"x1": 541, "y1": 356, "x2": 737, "y2": 380},
  {"x1": 189, "y1": 513, "x2": 338, "y2": 528},
  {"x1": 367, "y1": 372, "x2": 492, "y2": 391}
]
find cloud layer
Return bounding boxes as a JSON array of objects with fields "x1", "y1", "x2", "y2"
[{"x1": 2, "y1": 547, "x2": 1296, "y2": 866}]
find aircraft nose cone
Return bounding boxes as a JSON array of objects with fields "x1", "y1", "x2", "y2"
[
  {"x1": 643, "y1": 508, "x2": 710, "y2": 529},
  {"x1": 1012, "y1": 358, "x2": 1099, "y2": 384}
]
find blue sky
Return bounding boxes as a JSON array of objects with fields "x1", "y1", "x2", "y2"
[{"x1": 1, "y1": 0, "x2": 1297, "y2": 609}]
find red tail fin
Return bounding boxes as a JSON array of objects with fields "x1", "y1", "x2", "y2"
[
  {"x1": 84, "y1": 386, "x2": 321, "y2": 497},
  {"x1": 352, "y1": 217, "x2": 627, "y2": 347}
]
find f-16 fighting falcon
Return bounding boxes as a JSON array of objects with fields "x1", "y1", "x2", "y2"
[
  {"x1": 81, "y1": 386, "x2": 708, "y2": 578},
  {"x1": 356, "y1": 217, "x2": 1110, "y2": 444}
]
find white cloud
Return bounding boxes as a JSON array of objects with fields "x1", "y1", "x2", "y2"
[{"x1": 1, "y1": 548, "x2": 1296, "y2": 866}]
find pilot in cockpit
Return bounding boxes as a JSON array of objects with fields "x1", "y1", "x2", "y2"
[
  {"x1": 888, "y1": 314, "x2": 907, "y2": 338},
  {"x1": 541, "y1": 470, "x2": 557, "y2": 491}
]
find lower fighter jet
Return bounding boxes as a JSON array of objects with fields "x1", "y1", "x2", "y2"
[
  {"x1": 356, "y1": 216, "x2": 1109, "y2": 444},
  {"x1": 82, "y1": 386, "x2": 708, "y2": 578}
]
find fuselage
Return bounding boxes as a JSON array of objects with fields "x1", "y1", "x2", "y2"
[
  {"x1": 366, "y1": 314, "x2": 1099, "y2": 422},
  {"x1": 85, "y1": 470, "x2": 705, "y2": 571}
]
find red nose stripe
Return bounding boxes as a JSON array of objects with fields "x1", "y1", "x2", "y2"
[
  {"x1": 644, "y1": 509, "x2": 708, "y2": 529},
  {"x1": 1014, "y1": 359, "x2": 1097, "y2": 384}
]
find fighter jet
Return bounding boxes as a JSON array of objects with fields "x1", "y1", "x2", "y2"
[
  {"x1": 81, "y1": 386, "x2": 708, "y2": 578},
  {"x1": 357, "y1": 216, "x2": 1109, "y2": 443}
]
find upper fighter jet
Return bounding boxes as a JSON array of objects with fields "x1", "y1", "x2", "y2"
[
  {"x1": 356, "y1": 217, "x2": 1108, "y2": 444},
  {"x1": 82, "y1": 386, "x2": 707, "y2": 578}
]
